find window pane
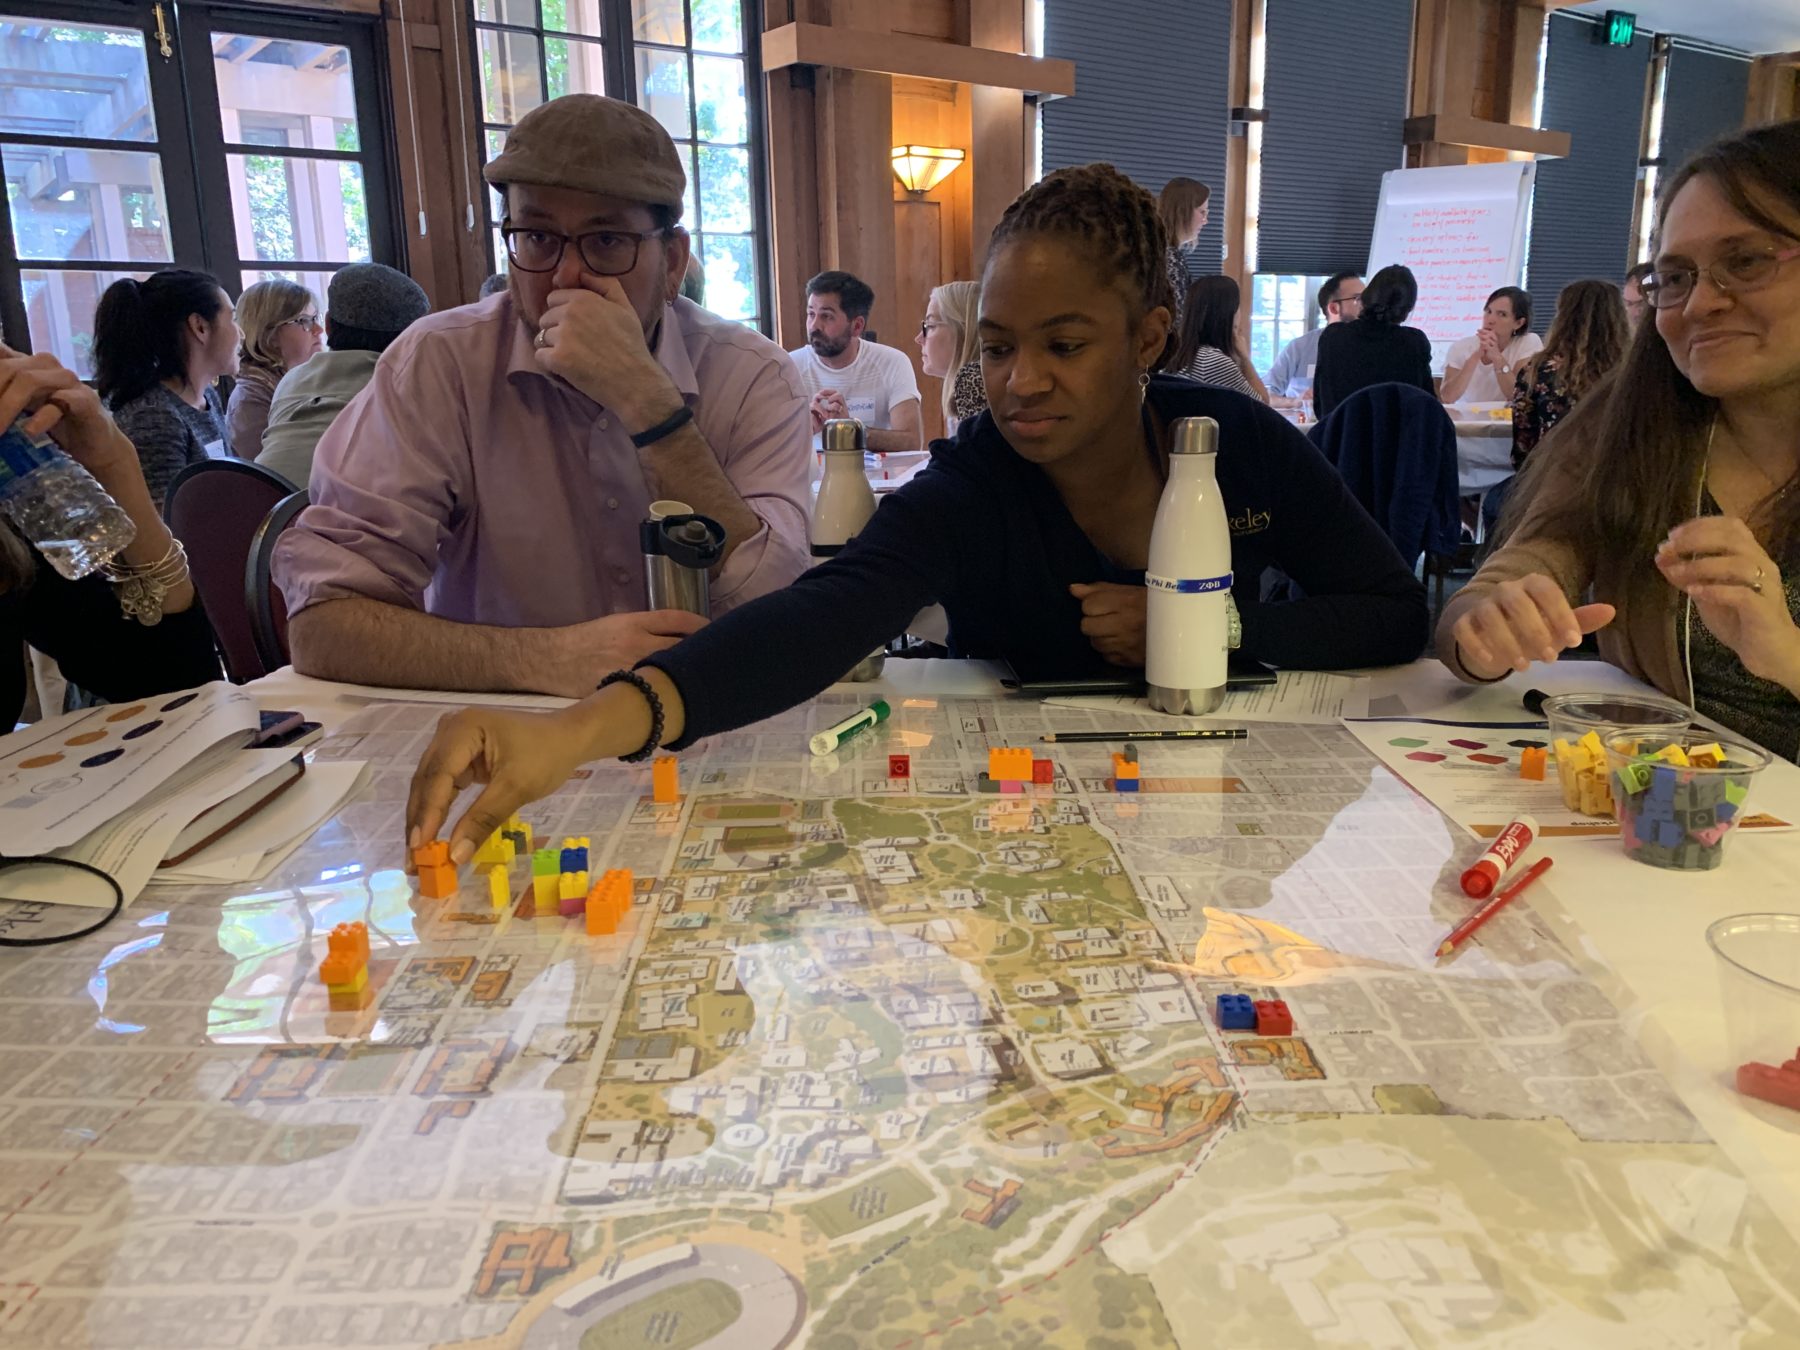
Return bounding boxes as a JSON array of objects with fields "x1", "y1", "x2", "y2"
[
  {"x1": 0, "y1": 20, "x2": 155, "y2": 143},
  {"x1": 636, "y1": 48, "x2": 691, "y2": 140},
  {"x1": 475, "y1": 0, "x2": 537, "y2": 24},
  {"x1": 632, "y1": 0, "x2": 686, "y2": 46},
  {"x1": 546, "y1": 36, "x2": 606, "y2": 100},
  {"x1": 675, "y1": 142, "x2": 696, "y2": 232},
  {"x1": 693, "y1": 56, "x2": 745, "y2": 144},
  {"x1": 240, "y1": 267, "x2": 337, "y2": 313},
  {"x1": 19, "y1": 267, "x2": 145, "y2": 379},
  {"x1": 699, "y1": 234, "x2": 756, "y2": 322},
  {"x1": 212, "y1": 34, "x2": 359, "y2": 153},
  {"x1": 479, "y1": 28, "x2": 544, "y2": 123},
  {"x1": 3, "y1": 144, "x2": 171, "y2": 263},
  {"x1": 229, "y1": 154, "x2": 370, "y2": 262},
  {"x1": 690, "y1": 0, "x2": 742, "y2": 53},
  {"x1": 543, "y1": 0, "x2": 602, "y2": 38},
  {"x1": 697, "y1": 145, "x2": 749, "y2": 232}
]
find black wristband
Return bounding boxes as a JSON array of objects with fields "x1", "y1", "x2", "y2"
[
  {"x1": 598, "y1": 668, "x2": 665, "y2": 761},
  {"x1": 629, "y1": 403, "x2": 695, "y2": 449}
]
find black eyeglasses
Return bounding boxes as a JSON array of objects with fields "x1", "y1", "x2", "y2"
[
  {"x1": 1643, "y1": 243, "x2": 1800, "y2": 309},
  {"x1": 501, "y1": 222, "x2": 667, "y2": 276}
]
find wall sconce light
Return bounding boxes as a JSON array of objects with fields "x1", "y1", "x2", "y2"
[{"x1": 891, "y1": 145, "x2": 966, "y2": 195}]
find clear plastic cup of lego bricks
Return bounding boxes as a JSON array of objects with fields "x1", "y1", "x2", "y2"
[
  {"x1": 1543, "y1": 692, "x2": 1692, "y2": 817},
  {"x1": 1604, "y1": 731, "x2": 1769, "y2": 870},
  {"x1": 1706, "y1": 913, "x2": 1800, "y2": 1113}
]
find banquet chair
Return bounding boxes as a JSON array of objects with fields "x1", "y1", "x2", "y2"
[{"x1": 246, "y1": 488, "x2": 310, "y2": 676}]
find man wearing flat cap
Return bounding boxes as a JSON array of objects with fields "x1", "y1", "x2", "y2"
[
  {"x1": 257, "y1": 262, "x2": 430, "y2": 489},
  {"x1": 273, "y1": 94, "x2": 812, "y2": 696}
]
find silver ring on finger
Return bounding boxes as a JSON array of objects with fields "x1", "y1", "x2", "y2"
[
  {"x1": 533, "y1": 328, "x2": 549, "y2": 350},
  {"x1": 1752, "y1": 565, "x2": 1765, "y2": 595}
]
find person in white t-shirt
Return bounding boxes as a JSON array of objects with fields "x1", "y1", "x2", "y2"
[
  {"x1": 1440, "y1": 285, "x2": 1543, "y2": 404},
  {"x1": 787, "y1": 270, "x2": 923, "y2": 452}
]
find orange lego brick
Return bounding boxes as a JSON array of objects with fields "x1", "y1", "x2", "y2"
[
  {"x1": 318, "y1": 921, "x2": 369, "y2": 986},
  {"x1": 412, "y1": 839, "x2": 451, "y2": 869},
  {"x1": 1110, "y1": 753, "x2": 1140, "y2": 780},
  {"x1": 418, "y1": 862, "x2": 457, "y2": 899},
  {"x1": 652, "y1": 755, "x2": 679, "y2": 803},
  {"x1": 988, "y1": 747, "x2": 1032, "y2": 782},
  {"x1": 1519, "y1": 746, "x2": 1547, "y2": 781}
]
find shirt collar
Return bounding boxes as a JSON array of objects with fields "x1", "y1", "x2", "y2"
[{"x1": 505, "y1": 294, "x2": 699, "y2": 407}]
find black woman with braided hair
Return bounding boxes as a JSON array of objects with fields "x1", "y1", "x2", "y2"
[{"x1": 402, "y1": 164, "x2": 1428, "y2": 860}]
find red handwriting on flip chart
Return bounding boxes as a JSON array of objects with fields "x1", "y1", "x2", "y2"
[{"x1": 1377, "y1": 203, "x2": 1513, "y2": 344}]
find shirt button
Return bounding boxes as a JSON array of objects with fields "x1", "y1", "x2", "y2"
[
  {"x1": 597, "y1": 417, "x2": 609, "y2": 430},
  {"x1": 607, "y1": 497, "x2": 619, "y2": 510}
]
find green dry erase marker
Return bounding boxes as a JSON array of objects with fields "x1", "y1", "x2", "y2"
[{"x1": 810, "y1": 700, "x2": 890, "y2": 756}]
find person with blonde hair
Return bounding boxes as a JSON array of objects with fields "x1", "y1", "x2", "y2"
[
  {"x1": 915, "y1": 280, "x2": 986, "y2": 435},
  {"x1": 228, "y1": 277, "x2": 321, "y2": 460},
  {"x1": 1509, "y1": 279, "x2": 1630, "y2": 469}
]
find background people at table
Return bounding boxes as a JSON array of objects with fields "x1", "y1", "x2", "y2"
[
  {"x1": 0, "y1": 345, "x2": 220, "y2": 730},
  {"x1": 257, "y1": 263, "x2": 431, "y2": 490},
  {"x1": 1440, "y1": 286, "x2": 1542, "y2": 405},
  {"x1": 1171, "y1": 276, "x2": 1267, "y2": 402},
  {"x1": 1311, "y1": 264, "x2": 1435, "y2": 420},
  {"x1": 916, "y1": 280, "x2": 986, "y2": 437},
  {"x1": 227, "y1": 279, "x2": 320, "y2": 462},
  {"x1": 1266, "y1": 271, "x2": 1364, "y2": 402},
  {"x1": 787, "y1": 270, "x2": 922, "y2": 452},
  {"x1": 274, "y1": 94, "x2": 812, "y2": 699},
  {"x1": 1439, "y1": 122, "x2": 1800, "y2": 760},
  {"x1": 1623, "y1": 260, "x2": 1653, "y2": 331},
  {"x1": 1510, "y1": 279, "x2": 1629, "y2": 471},
  {"x1": 1157, "y1": 176, "x2": 1211, "y2": 329},
  {"x1": 402, "y1": 164, "x2": 1430, "y2": 856},
  {"x1": 92, "y1": 269, "x2": 239, "y2": 509}
]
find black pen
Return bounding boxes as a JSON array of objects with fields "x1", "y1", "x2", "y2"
[{"x1": 1040, "y1": 728, "x2": 1249, "y2": 744}]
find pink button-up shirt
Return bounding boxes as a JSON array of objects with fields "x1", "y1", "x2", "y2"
[{"x1": 273, "y1": 293, "x2": 812, "y2": 627}]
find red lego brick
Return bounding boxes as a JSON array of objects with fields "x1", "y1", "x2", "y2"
[
  {"x1": 889, "y1": 754, "x2": 910, "y2": 780},
  {"x1": 1253, "y1": 999, "x2": 1292, "y2": 1036},
  {"x1": 1032, "y1": 758, "x2": 1054, "y2": 784},
  {"x1": 1736, "y1": 1060, "x2": 1800, "y2": 1112}
]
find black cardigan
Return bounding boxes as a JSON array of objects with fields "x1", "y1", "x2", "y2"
[
  {"x1": 1313, "y1": 319, "x2": 1436, "y2": 420},
  {"x1": 1, "y1": 541, "x2": 221, "y2": 732},
  {"x1": 648, "y1": 377, "x2": 1427, "y2": 747}
]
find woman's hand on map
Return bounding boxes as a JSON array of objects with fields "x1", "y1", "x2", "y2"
[
  {"x1": 405, "y1": 670, "x2": 688, "y2": 865},
  {"x1": 1448, "y1": 574, "x2": 1615, "y2": 679}
]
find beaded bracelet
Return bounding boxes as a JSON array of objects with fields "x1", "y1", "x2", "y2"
[{"x1": 598, "y1": 668, "x2": 664, "y2": 762}]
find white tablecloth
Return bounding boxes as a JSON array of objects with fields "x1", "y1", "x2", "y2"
[{"x1": 1448, "y1": 400, "x2": 1514, "y2": 494}]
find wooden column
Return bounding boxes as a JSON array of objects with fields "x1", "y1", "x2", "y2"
[
  {"x1": 381, "y1": 0, "x2": 491, "y2": 309},
  {"x1": 1746, "y1": 54, "x2": 1800, "y2": 125},
  {"x1": 1220, "y1": 0, "x2": 1252, "y2": 293},
  {"x1": 960, "y1": 0, "x2": 1027, "y2": 256}
]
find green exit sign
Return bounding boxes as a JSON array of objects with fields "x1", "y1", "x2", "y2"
[{"x1": 1603, "y1": 9, "x2": 1636, "y2": 45}]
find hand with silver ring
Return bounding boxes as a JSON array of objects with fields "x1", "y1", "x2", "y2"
[{"x1": 1657, "y1": 515, "x2": 1800, "y2": 692}]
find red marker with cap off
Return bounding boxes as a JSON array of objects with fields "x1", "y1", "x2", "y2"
[{"x1": 1460, "y1": 815, "x2": 1538, "y2": 899}]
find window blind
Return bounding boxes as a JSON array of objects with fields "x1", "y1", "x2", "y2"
[
  {"x1": 1041, "y1": 0, "x2": 1232, "y2": 277},
  {"x1": 1659, "y1": 42, "x2": 1750, "y2": 181},
  {"x1": 1526, "y1": 12, "x2": 1651, "y2": 329},
  {"x1": 1257, "y1": 0, "x2": 1411, "y2": 277}
]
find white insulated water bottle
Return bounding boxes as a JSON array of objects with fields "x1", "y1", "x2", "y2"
[
  {"x1": 811, "y1": 418, "x2": 877, "y2": 556},
  {"x1": 1145, "y1": 416, "x2": 1233, "y2": 715}
]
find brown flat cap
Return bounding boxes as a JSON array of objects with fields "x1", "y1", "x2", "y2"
[{"x1": 482, "y1": 94, "x2": 686, "y2": 217}]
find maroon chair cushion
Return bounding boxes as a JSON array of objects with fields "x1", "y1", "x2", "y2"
[{"x1": 163, "y1": 460, "x2": 297, "y2": 682}]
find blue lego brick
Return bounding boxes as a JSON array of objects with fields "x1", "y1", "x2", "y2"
[
  {"x1": 559, "y1": 847, "x2": 582, "y2": 874},
  {"x1": 1114, "y1": 777, "x2": 1140, "y2": 793},
  {"x1": 1216, "y1": 993, "x2": 1256, "y2": 1031},
  {"x1": 1656, "y1": 820, "x2": 1685, "y2": 849},
  {"x1": 1716, "y1": 801, "x2": 1738, "y2": 822}
]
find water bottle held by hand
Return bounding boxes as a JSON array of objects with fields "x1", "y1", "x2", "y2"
[{"x1": 0, "y1": 416, "x2": 136, "y2": 579}]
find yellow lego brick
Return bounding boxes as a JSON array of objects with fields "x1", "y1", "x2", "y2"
[
  {"x1": 486, "y1": 866, "x2": 510, "y2": 910},
  {"x1": 531, "y1": 873, "x2": 561, "y2": 914},
  {"x1": 1652, "y1": 743, "x2": 1690, "y2": 767},
  {"x1": 324, "y1": 965, "x2": 367, "y2": 996}
]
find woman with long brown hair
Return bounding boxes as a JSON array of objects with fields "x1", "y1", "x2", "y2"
[
  {"x1": 1509, "y1": 279, "x2": 1630, "y2": 468},
  {"x1": 1156, "y1": 176, "x2": 1210, "y2": 330},
  {"x1": 1439, "y1": 121, "x2": 1800, "y2": 758},
  {"x1": 1170, "y1": 276, "x2": 1268, "y2": 402}
]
